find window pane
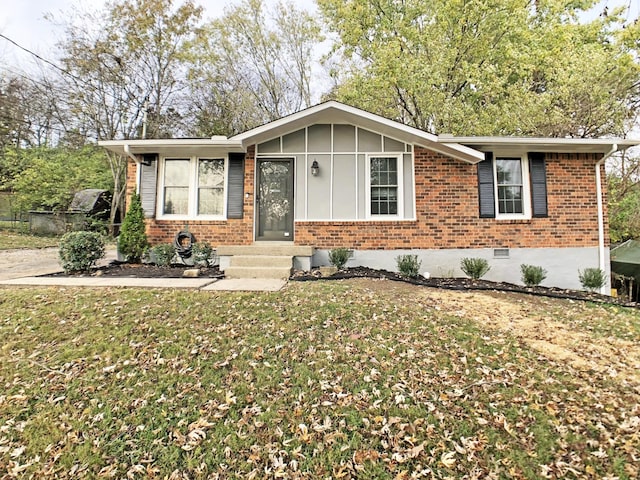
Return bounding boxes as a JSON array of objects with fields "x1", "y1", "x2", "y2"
[
  {"x1": 198, "y1": 188, "x2": 223, "y2": 215},
  {"x1": 371, "y1": 186, "x2": 398, "y2": 216},
  {"x1": 498, "y1": 186, "x2": 523, "y2": 214},
  {"x1": 496, "y1": 158, "x2": 522, "y2": 185},
  {"x1": 163, "y1": 159, "x2": 190, "y2": 214},
  {"x1": 496, "y1": 158, "x2": 523, "y2": 214},
  {"x1": 370, "y1": 157, "x2": 398, "y2": 215},
  {"x1": 164, "y1": 187, "x2": 188, "y2": 214},
  {"x1": 165, "y1": 159, "x2": 190, "y2": 186},
  {"x1": 199, "y1": 159, "x2": 224, "y2": 187}
]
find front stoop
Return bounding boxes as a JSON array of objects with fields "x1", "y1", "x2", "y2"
[{"x1": 218, "y1": 245, "x2": 314, "y2": 280}]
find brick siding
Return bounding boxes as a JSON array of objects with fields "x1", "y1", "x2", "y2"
[
  {"x1": 125, "y1": 145, "x2": 606, "y2": 250},
  {"x1": 125, "y1": 146, "x2": 256, "y2": 245},
  {"x1": 296, "y1": 149, "x2": 606, "y2": 250}
]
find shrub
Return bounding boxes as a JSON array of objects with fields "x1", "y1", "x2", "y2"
[
  {"x1": 396, "y1": 254, "x2": 421, "y2": 278},
  {"x1": 520, "y1": 264, "x2": 547, "y2": 287},
  {"x1": 460, "y1": 257, "x2": 490, "y2": 279},
  {"x1": 149, "y1": 243, "x2": 175, "y2": 267},
  {"x1": 117, "y1": 193, "x2": 148, "y2": 263},
  {"x1": 193, "y1": 242, "x2": 214, "y2": 266},
  {"x1": 579, "y1": 268, "x2": 606, "y2": 292},
  {"x1": 59, "y1": 231, "x2": 105, "y2": 273},
  {"x1": 328, "y1": 248, "x2": 351, "y2": 270}
]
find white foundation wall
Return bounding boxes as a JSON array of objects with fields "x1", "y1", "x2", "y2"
[{"x1": 311, "y1": 247, "x2": 609, "y2": 292}]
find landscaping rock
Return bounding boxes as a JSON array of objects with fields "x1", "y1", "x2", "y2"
[{"x1": 182, "y1": 268, "x2": 201, "y2": 278}]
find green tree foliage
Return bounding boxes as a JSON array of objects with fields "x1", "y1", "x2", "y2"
[
  {"x1": 608, "y1": 166, "x2": 640, "y2": 243},
  {"x1": 317, "y1": 0, "x2": 640, "y2": 137},
  {"x1": 56, "y1": 0, "x2": 203, "y2": 228},
  {"x1": 117, "y1": 193, "x2": 149, "y2": 263},
  {"x1": 188, "y1": 0, "x2": 322, "y2": 136},
  {"x1": 10, "y1": 146, "x2": 112, "y2": 214}
]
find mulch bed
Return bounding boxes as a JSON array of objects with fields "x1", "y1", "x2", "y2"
[
  {"x1": 47, "y1": 263, "x2": 638, "y2": 307},
  {"x1": 292, "y1": 266, "x2": 640, "y2": 308},
  {"x1": 46, "y1": 261, "x2": 224, "y2": 279}
]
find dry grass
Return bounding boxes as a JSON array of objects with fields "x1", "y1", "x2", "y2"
[
  {"x1": 0, "y1": 227, "x2": 60, "y2": 250},
  {"x1": 1, "y1": 280, "x2": 639, "y2": 478}
]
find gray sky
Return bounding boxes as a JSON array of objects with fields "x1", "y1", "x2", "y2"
[
  {"x1": 0, "y1": 0, "x2": 637, "y2": 73},
  {"x1": 0, "y1": 0, "x2": 318, "y2": 71}
]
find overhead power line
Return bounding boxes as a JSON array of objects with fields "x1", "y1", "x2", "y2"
[
  {"x1": 0, "y1": 33, "x2": 85, "y2": 85},
  {"x1": 0, "y1": 32, "x2": 144, "y2": 141},
  {"x1": 0, "y1": 32, "x2": 133, "y2": 107}
]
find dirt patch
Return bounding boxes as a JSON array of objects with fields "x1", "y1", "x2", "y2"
[
  {"x1": 419, "y1": 288, "x2": 640, "y2": 386},
  {"x1": 332, "y1": 277, "x2": 640, "y2": 387}
]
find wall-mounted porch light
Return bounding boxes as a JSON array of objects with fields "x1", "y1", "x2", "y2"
[{"x1": 311, "y1": 159, "x2": 320, "y2": 176}]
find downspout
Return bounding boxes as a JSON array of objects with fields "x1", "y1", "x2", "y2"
[
  {"x1": 596, "y1": 144, "x2": 617, "y2": 294},
  {"x1": 123, "y1": 144, "x2": 140, "y2": 194}
]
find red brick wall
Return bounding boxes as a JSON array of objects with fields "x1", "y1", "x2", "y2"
[
  {"x1": 295, "y1": 148, "x2": 606, "y2": 250},
  {"x1": 124, "y1": 146, "x2": 256, "y2": 245},
  {"x1": 124, "y1": 145, "x2": 606, "y2": 250}
]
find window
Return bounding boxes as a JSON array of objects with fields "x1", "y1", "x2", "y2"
[
  {"x1": 161, "y1": 157, "x2": 226, "y2": 218},
  {"x1": 369, "y1": 156, "x2": 400, "y2": 216},
  {"x1": 496, "y1": 158, "x2": 524, "y2": 214},
  {"x1": 163, "y1": 159, "x2": 190, "y2": 215},
  {"x1": 478, "y1": 152, "x2": 547, "y2": 219}
]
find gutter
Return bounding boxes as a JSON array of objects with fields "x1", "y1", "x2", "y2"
[
  {"x1": 123, "y1": 144, "x2": 142, "y2": 195},
  {"x1": 596, "y1": 144, "x2": 617, "y2": 294}
]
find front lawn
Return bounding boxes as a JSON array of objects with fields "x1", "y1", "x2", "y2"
[
  {"x1": 1, "y1": 281, "x2": 638, "y2": 478},
  {"x1": 0, "y1": 227, "x2": 60, "y2": 250}
]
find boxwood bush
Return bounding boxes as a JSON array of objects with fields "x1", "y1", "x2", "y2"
[
  {"x1": 193, "y1": 242, "x2": 214, "y2": 266},
  {"x1": 149, "y1": 243, "x2": 175, "y2": 267},
  {"x1": 59, "y1": 231, "x2": 105, "y2": 273}
]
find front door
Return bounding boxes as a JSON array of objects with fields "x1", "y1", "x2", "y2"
[{"x1": 256, "y1": 159, "x2": 294, "y2": 241}]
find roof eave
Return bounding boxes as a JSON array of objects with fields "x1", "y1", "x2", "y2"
[
  {"x1": 98, "y1": 139, "x2": 245, "y2": 157},
  {"x1": 231, "y1": 101, "x2": 484, "y2": 164},
  {"x1": 439, "y1": 136, "x2": 640, "y2": 154}
]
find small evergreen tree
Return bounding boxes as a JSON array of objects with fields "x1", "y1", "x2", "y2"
[
  {"x1": 328, "y1": 248, "x2": 351, "y2": 270},
  {"x1": 460, "y1": 257, "x2": 491, "y2": 280},
  {"x1": 117, "y1": 193, "x2": 148, "y2": 263}
]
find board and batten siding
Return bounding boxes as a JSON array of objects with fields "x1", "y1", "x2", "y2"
[{"x1": 256, "y1": 124, "x2": 415, "y2": 221}]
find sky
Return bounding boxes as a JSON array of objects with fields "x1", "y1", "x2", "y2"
[
  {"x1": 0, "y1": 0, "x2": 637, "y2": 73},
  {"x1": 0, "y1": 0, "x2": 318, "y2": 72}
]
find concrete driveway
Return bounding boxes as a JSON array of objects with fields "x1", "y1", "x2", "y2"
[{"x1": 0, "y1": 247, "x2": 117, "y2": 280}]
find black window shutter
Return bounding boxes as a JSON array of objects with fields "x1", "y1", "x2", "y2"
[
  {"x1": 227, "y1": 153, "x2": 245, "y2": 219},
  {"x1": 140, "y1": 154, "x2": 157, "y2": 218},
  {"x1": 529, "y1": 152, "x2": 548, "y2": 217},
  {"x1": 477, "y1": 152, "x2": 495, "y2": 218}
]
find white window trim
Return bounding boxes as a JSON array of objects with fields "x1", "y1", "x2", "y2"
[
  {"x1": 157, "y1": 156, "x2": 228, "y2": 220},
  {"x1": 493, "y1": 153, "x2": 531, "y2": 220},
  {"x1": 365, "y1": 153, "x2": 404, "y2": 219}
]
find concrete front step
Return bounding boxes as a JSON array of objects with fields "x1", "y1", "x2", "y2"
[
  {"x1": 230, "y1": 255, "x2": 293, "y2": 268},
  {"x1": 225, "y1": 266, "x2": 292, "y2": 280},
  {"x1": 217, "y1": 244, "x2": 314, "y2": 257}
]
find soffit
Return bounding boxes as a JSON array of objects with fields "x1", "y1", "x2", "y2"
[
  {"x1": 441, "y1": 136, "x2": 640, "y2": 154},
  {"x1": 99, "y1": 139, "x2": 245, "y2": 158}
]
